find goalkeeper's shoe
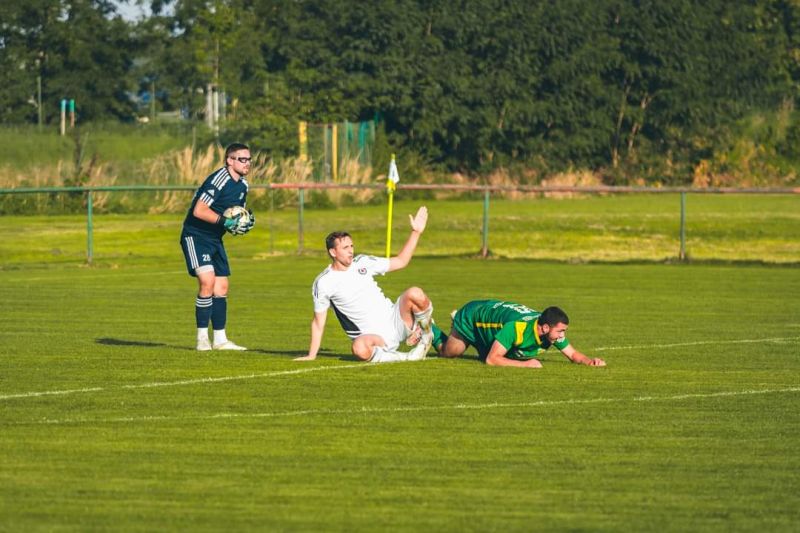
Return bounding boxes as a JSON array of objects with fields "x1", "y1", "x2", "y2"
[
  {"x1": 213, "y1": 340, "x2": 247, "y2": 351},
  {"x1": 196, "y1": 338, "x2": 212, "y2": 351}
]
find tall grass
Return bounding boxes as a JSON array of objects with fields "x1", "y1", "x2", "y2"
[{"x1": 3, "y1": 119, "x2": 798, "y2": 217}]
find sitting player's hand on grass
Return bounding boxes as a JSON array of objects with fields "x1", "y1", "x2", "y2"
[{"x1": 587, "y1": 358, "x2": 606, "y2": 367}]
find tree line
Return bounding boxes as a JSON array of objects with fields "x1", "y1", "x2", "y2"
[{"x1": 2, "y1": 0, "x2": 800, "y2": 183}]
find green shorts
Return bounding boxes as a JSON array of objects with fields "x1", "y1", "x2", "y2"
[{"x1": 451, "y1": 300, "x2": 493, "y2": 358}]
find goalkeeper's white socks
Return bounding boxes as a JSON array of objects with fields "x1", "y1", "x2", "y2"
[
  {"x1": 196, "y1": 329, "x2": 212, "y2": 351},
  {"x1": 213, "y1": 329, "x2": 228, "y2": 346},
  {"x1": 413, "y1": 304, "x2": 434, "y2": 333}
]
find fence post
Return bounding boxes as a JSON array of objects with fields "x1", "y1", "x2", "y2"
[
  {"x1": 481, "y1": 187, "x2": 490, "y2": 258},
  {"x1": 269, "y1": 187, "x2": 275, "y2": 254},
  {"x1": 298, "y1": 188, "x2": 305, "y2": 254},
  {"x1": 86, "y1": 189, "x2": 93, "y2": 264},
  {"x1": 679, "y1": 192, "x2": 687, "y2": 261}
]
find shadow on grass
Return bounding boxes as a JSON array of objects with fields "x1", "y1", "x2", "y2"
[
  {"x1": 247, "y1": 347, "x2": 349, "y2": 358},
  {"x1": 95, "y1": 337, "x2": 348, "y2": 358},
  {"x1": 97, "y1": 337, "x2": 167, "y2": 347}
]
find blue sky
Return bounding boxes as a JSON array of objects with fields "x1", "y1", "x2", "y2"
[{"x1": 113, "y1": 1, "x2": 160, "y2": 21}]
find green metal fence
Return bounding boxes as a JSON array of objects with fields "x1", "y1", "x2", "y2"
[{"x1": 1, "y1": 184, "x2": 797, "y2": 264}]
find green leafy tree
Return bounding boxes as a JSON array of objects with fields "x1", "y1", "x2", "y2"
[{"x1": 0, "y1": 0, "x2": 136, "y2": 124}]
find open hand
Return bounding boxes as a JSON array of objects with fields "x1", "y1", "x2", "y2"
[{"x1": 408, "y1": 206, "x2": 428, "y2": 233}]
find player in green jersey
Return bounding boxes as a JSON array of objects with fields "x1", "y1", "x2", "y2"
[{"x1": 438, "y1": 299, "x2": 605, "y2": 368}]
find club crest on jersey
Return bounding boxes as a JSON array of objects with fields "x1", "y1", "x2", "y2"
[{"x1": 358, "y1": 267, "x2": 367, "y2": 275}]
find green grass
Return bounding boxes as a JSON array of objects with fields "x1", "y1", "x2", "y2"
[
  {"x1": 1, "y1": 202, "x2": 800, "y2": 531},
  {"x1": 0, "y1": 124, "x2": 198, "y2": 170},
  {"x1": 2, "y1": 258, "x2": 799, "y2": 531},
  {"x1": 0, "y1": 124, "x2": 203, "y2": 189}
]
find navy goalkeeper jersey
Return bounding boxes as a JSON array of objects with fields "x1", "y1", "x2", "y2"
[{"x1": 182, "y1": 167, "x2": 249, "y2": 239}]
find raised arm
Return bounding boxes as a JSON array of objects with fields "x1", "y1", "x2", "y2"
[
  {"x1": 388, "y1": 206, "x2": 428, "y2": 272},
  {"x1": 485, "y1": 341, "x2": 543, "y2": 368},
  {"x1": 295, "y1": 311, "x2": 328, "y2": 361},
  {"x1": 559, "y1": 344, "x2": 606, "y2": 366}
]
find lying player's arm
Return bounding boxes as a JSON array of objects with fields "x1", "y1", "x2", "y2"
[
  {"x1": 389, "y1": 206, "x2": 428, "y2": 272},
  {"x1": 559, "y1": 344, "x2": 606, "y2": 366},
  {"x1": 485, "y1": 341, "x2": 543, "y2": 368},
  {"x1": 295, "y1": 311, "x2": 327, "y2": 361}
]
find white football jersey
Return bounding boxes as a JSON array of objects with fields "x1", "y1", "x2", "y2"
[{"x1": 312, "y1": 254, "x2": 394, "y2": 339}]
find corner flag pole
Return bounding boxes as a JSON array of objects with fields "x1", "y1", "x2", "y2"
[{"x1": 385, "y1": 154, "x2": 399, "y2": 258}]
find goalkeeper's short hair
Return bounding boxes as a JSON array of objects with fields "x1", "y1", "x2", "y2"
[{"x1": 225, "y1": 142, "x2": 250, "y2": 159}]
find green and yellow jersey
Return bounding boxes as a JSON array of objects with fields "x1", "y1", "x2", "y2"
[{"x1": 451, "y1": 299, "x2": 569, "y2": 360}]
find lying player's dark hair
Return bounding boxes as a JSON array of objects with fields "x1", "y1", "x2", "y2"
[
  {"x1": 225, "y1": 142, "x2": 250, "y2": 159},
  {"x1": 325, "y1": 231, "x2": 351, "y2": 252},
  {"x1": 540, "y1": 306, "x2": 569, "y2": 326}
]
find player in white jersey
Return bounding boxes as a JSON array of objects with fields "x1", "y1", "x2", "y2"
[{"x1": 296, "y1": 206, "x2": 435, "y2": 363}]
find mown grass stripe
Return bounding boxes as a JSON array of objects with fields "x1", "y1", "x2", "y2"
[
  {"x1": 18, "y1": 387, "x2": 800, "y2": 426},
  {"x1": 3, "y1": 335, "x2": 799, "y2": 402}
]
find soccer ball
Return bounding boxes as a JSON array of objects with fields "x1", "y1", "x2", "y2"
[{"x1": 222, "y1": 205, "x2": 252, "y2": 234}]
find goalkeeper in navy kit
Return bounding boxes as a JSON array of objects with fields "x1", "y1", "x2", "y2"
[{"x1": 179, "y1": 143, "x2": 255, "y2": 351}]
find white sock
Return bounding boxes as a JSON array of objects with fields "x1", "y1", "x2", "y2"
[
  {"x1": 213, "y1": 329, "x2": 228, "y2": 345},
  {"x1": 370, "y1": 346, "x2": 412, "y2": 363},
  {"x1": 197, "y1": 328, "x2": 209, "y2": 342},
  {"x1": 413, "y1": 304, "x2": 433, "y2": 330},
  {"x1": 407, "y1": 331, "x2": 432, "y2": 361}
]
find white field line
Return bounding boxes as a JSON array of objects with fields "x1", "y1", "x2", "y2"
[
  {"x1": 19, "y1": 386, "x2": 800, "y2": 426},
  {"x1": 3, "y1": 270, "x2": 188, "y2": 283},
  {"x1": 0, "y1": 364, "x2": 364, "y2": 401},
  {"x1": 593, "y1": 335, "x2": 800, "y2": 352},
  {"x1": 2, "y1": 335, "x2": 799, "y2": 402}
]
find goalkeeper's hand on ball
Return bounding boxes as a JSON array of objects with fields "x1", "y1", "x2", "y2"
[
  {"x1": 239, "y1": 209, "x2": 255, "y2": 234},
  {"x1": 222, "y1": 214, "x2": 241, "y2": 234},
  {"x1": 231, "y1": 210, "x2": 255, "y2": 235}
]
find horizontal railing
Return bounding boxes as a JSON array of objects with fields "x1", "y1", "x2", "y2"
[
  {"x1": 3, "y1": 184, "x2": 799, "y2": 194},
  {"x1": 1, "y1": 183, "x2": 798, "y2": 264}
]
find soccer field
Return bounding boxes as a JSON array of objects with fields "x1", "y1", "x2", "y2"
[{"x1": 2, "y1": 241, "x2": 799, "y2": 530}]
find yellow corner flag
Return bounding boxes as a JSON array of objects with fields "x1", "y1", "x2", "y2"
[{"x1": 385, "y1": 154, "x2": 400, "y2": 257}]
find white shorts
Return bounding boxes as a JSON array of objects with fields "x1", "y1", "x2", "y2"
[{"x1": 366, "y1": 300, "x2": 412, "y2": 351}]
